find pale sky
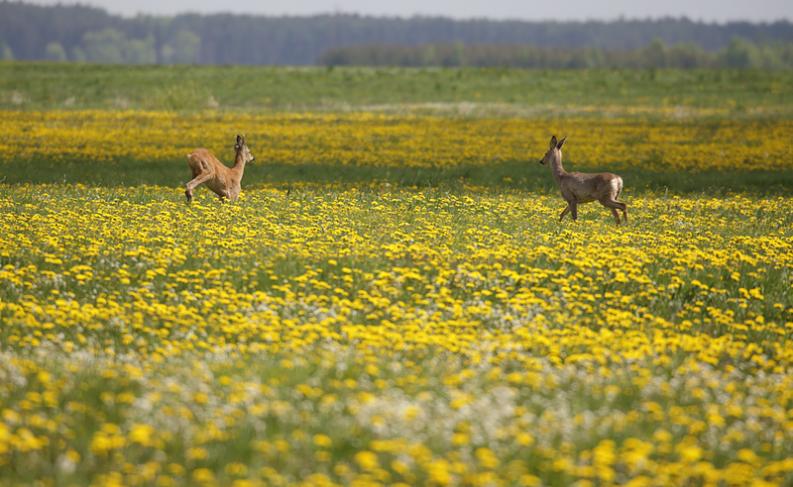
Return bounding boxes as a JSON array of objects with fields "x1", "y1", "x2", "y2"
[{"x1": 24, "y1": 0, "x2": 793, "y2": 22}]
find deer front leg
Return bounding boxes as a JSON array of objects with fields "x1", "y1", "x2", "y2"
[
  {"x1": 559, "y1": 203, "x2": 571, "y2": 221},
  {"x1": 185, "y1": 172, "x2": 212, "y2": 203},
  {"x1": 570, "y1": 201, "x2": 578, "y2": 221},
  {"x1": 215, "y1": 186, "x2": 234, "y2": 201}
]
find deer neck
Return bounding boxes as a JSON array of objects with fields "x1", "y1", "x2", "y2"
[
  {"x1": 550, "y1": 152, "x2": 566, "y2": 182},
  {"x1": 230, "y1": 151, "x2": 246, "y2": 178}
]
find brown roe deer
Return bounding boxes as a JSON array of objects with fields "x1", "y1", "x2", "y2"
[
  {"x1": 185, "y1": 134, "x2": 254, "y2": 202},
  {"x1": 539, "y1": 135, "x2": 627, "y2": 224}
]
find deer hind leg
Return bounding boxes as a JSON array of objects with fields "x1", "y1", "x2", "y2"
[
  {"x1": 610, "y1": 208, "x2": 621, "y2": 224},
  {"x1": 600, "y1": 198, "x2": 624, "y2": 225},
  {"x1": 185, "y1": 172, "x2": 212, "y2": 202}
]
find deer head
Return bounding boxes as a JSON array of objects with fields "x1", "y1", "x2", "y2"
[
  {"x1": 539, "y1": 135, "x2": 567, "y2": 165},
  {"x1": 235, "y1": 134, "x2": 255, "y2": 164}
]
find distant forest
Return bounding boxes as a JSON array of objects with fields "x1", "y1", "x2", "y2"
[
  {"x1": 2, "y1": 1, "x2": 793, "y2": 67},
  {"x1": 320, "y1": 40, "x2": 793, "y2": 69}
]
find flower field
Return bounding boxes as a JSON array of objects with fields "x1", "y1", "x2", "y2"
[
  {"x1": 2, "y1": 110, "x2": 793, "y2": 171},
  {"x1": 0, "y1": 63, "x2": 792, "y2": 487},
  {"x1": 1, "y1": 182, "x2": 791, "y2": 486}
]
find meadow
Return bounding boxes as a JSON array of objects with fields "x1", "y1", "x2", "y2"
[
  {"x1": 0, "y1": 65, "x2": 792, "y2": 486},
  {"x1": 3, "y1": 63, "x2": 793, "y2": 115}
]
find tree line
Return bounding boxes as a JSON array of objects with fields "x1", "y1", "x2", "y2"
[
  {"x1": 319, "y1": 39, "x2": 793, "y2": 69},
  {"x1": 1, "y1": 1, "x2": 793, "y2": 66}
]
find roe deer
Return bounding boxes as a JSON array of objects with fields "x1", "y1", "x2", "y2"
[
  {"x1": 539, "y1": 135, "x2": 627, "y2": 224},
  {"x1": 185, "y1": 134, "x2": 254, "y2": 202}
]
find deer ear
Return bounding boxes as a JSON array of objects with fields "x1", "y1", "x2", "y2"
[
  {"x1": 549, "y1": 135, "x2": 558, "y2": 150},
  {"x1": 557, "y1": 136, "x2": 567, "y2": 149}
]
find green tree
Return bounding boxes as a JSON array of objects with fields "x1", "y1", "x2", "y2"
[
  {"x1": 71, "y1": 47, "x2": 86, "y2": 62},
  {"x1": 667, "y1": 43, "x2": 709, "y2": 68},
  {"x1": 125, "y1": 36, "x2": 156, "y2": 64},
  {"x1": 723, "y1": 37, "x2": 758, "y2": 68},
  {"x1": 162, "y1": 30, "x2": 200, "y2": 64},
  {"x1": 82, "y1": 28, "x2": 126, "y2": 63},
  {"x1": 0, "y1": 42, "x2": 13, "y2": 61},
  {"x1": 44, "y1": 42, "x2": 67, "y2": 61},
  {"x1": 642, "y1": 38, "x2": 668, "y2": 68},
  {"x1": 420, "y1": 45, "x2": 437, "y2": 66}
]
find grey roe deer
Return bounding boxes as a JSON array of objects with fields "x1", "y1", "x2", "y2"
[
  {"x1": 539, "y1": 135, "x2": 627, "y2": 224},
  {"x1": 185, "y1": 134, "x2": 255, "y2": 202}
]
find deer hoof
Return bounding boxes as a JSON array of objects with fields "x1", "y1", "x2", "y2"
[{"x1": 185, "y1": 190, "x2": 193, "y2": 203}]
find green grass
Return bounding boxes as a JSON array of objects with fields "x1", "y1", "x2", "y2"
[
  {"x1": 3, "y1": 158, "x2": 792, "y2": 195},
  {"x1": 2, "y1": 62, "x2": 793, "y2": 115}
]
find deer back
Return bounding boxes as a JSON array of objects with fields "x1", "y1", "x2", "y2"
[{"x1": 187, "y1": 149, "x2": 231, "y2": 176}]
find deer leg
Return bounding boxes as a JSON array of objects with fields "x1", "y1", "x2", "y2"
[
  {"x1": 559, "y1": 204, "x2": 571, "y2": 221},
  {"x1": 600, "y1": 199, "x2": 619, "y2": 224},
  {"x1": 570, "y1": 201, "x2": 578, "y2": 221},
  {"x1": 609, "y1": 199, "x2": 628, "y2": 223},
  {"x1": 185, "y1": 172, "x2": 212, "y2": 202},
  {"x1": 617, "y1": 201, "x2": 628, "y2": 222},
  {"x1": 600, "y1": 199, "x2": 623, "y2": 225},
  {"x1": 610, "y1": 208, "x2": 621, "y2": 224}
]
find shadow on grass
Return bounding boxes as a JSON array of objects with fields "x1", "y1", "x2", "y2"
[{"x1": 2, "y1": 158, "x2": 792, "y2": 195}]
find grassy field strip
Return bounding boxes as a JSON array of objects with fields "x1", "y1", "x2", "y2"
[{"x1": 3, "y1": 64, "x2": 793, "y2": 115}]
